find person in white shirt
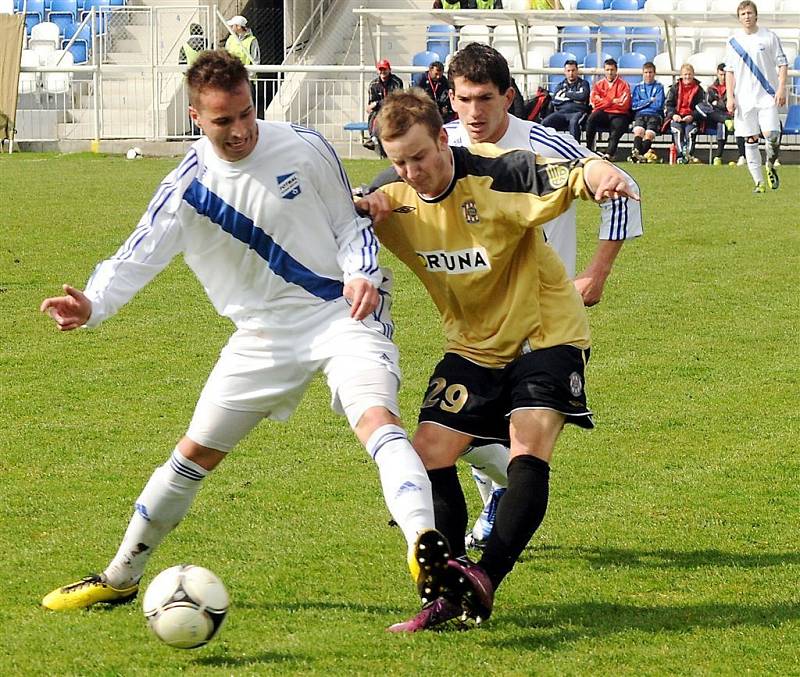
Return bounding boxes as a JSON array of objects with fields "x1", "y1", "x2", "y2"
[
  {"x1": 38, "y1": 50, "x2": 454, "y2": 623},
  {"x1": 724, "y1": 0, "x2": 787, "y2": 193},
  {"x1": 442, "y1": 42, "x2": 643, "y2": 549}
]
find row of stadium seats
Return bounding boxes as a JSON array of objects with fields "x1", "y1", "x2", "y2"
[
  {"x1": 24, "y1": 20, "x2": 90, "y2": 62},
  {"x1": 19, "y1": 48, "x2": 74, "y2": 95},
  {"x1": 13, "y1": 0, "x2": 124, "y2": 17}
]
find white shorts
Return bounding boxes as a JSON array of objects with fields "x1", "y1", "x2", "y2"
[
  {"x1": 734, "y1": 106, "x2": 780, "y2": 138},
  {"x1": 186, "y1": 296, "x2": 401, "y2": 451}
]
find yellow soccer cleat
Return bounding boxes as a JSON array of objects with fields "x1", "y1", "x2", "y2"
[
  {"x1": 407, "y1": 529, "x2": 451, "y2": 605},
  {"x1": 42, "y1": 574, "x2": 138, "y2": 611}
]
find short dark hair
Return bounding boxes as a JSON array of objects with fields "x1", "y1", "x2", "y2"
[
  {"x1": 717, "y1": 62, "x2": 726, "y2": 70},
  {"x1": 186, "y1": 50, "x2": 249, "y2": 105},
  {"x1": 604, "y1": 58, "x2": 618, "y2": 68},
  {"x1": 643, "y1": 61, "x2": 655, "y2": 70},
  {"x1": 429, "y1": 60, "x2": 445, "y2": 70},
  {"x1": 564, "y1": 59, "x2": 578, "y2": 67},
  {"x1": 447, "y1": 42, "x2": 511, "y2": 94},
  {"x1": 375, "y1": 89, "x2": 443, "y2": 143}
]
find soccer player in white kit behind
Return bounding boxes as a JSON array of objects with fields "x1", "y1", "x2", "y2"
[
  {"x1": 39, "y1": 50, "x2": 460, "y2": 623},
  {"x1": 725, "y1": 0, "x2": 787, "y2": 193},
  {"x1": 440, "y1": 43, "x2": 643, "y2": 548}
]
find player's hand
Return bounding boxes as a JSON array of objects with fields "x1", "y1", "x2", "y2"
[
  {"x1": 344, "y1": 278, "x2": 379, "y2": 321},
  {"x1": 40, "y1": 284, "x2": 92, "y2": 331},
  {"x1": 726, "y1": 99, "x2": 735, "y2": 115},
  {"x1": 775, "y1": 89, "x2": 786, "y2": 107},
  {"x1": 354, "y1": 191, "x2": 392, "y2": 224},
  {"x1": 587, "y1": 162, "x2": 640, "y2": 203},
  {"x1": 573, "y1": 274, "x2": 605, "y2": 307},
  {"x1": 682, "y1": 114, "x2": 693, "y2": 123}
]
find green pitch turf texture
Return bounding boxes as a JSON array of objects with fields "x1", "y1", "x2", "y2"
[{"x1": 1, "y1": 152, "x2": 798, "y2": 676}]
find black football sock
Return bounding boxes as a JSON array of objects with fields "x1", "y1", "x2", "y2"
[
  {"x1": 633, "y1": 136, "x2": 643, "y2": 154},
  {"x1": 642, "y1": 138, "x2": 652, "y2": 154},
  {"x1": 478, "y1": 455, "x2": 550, "y2": 590},
  {"x1": 427, "y1": 466, "x2": 468, "y2": 560}
]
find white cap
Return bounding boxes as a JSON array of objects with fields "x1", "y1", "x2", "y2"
[{"x1": 226, "y1": 15, "x2": 247, "y2": 27}]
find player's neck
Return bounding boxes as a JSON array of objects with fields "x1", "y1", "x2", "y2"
[{"x1": 485, "y1": 114, "x2": 511, "y2": 145}]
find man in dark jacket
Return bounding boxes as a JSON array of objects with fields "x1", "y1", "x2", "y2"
[
  {"x1": 541, "y1": 60, "x2": 590, "y2": 142},
  {"x1": 365, "y1": 59, "x2": 404, "y2": 152},
  {"x1": 418, "y1": 61, "x2": 455, "y2": 122}
]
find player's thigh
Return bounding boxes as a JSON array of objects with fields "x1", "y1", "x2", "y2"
[
  {"x1": 505, "y1": 344, "x2": 594, "y2": 437},
  {"x1": 734, "y1": 108, "x2": 760, "y2": 138},
  {"x1": 508, "y1": 408, "x2": 565, "y2": 463},
  {"x1": 185, "y1": 401, "x2": 265, "y2": 454},
  {"x1": 757, "y1": 106, "x2": 780, "y2": 134},
  {"x1": 194, "y1": 328, "x2": 317, "y2": 438},
  {"x1": 418, "y1": 352, "x2": 508, "y2": 445},
  {"x1": 413, "y1": 421, "x2": 473, "y2": 470}
]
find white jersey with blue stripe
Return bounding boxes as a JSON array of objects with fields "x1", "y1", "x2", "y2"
[
  {"x1": 84, "y1": 121, "x2": 381, "y2": 329},
  {"x1": 445, "y1": 114, "x2": 642, "y2": 276},
  {"x1": 724, "y1": 27, "x2": 787, "y2": 112}
]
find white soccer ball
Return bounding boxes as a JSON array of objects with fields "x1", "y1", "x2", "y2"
[
  {"x1": 126, "y1": 147, "x2": 142, "y2": 160},
  {"x1": 142, "y1": 564, "x2": 229, "y2": 649}
]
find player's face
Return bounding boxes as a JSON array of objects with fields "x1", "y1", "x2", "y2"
[
  {"x1": 717, "y1": 68, "x2": 726, "y2": 84},
  {"x1": 680, "y1": 67, "x2": 694, "y2": 85},
  {"x1": 430, "y1": 66, "x2": 443, "y2": 81},
  {"x1": 642, "y1": 67, "x2": 655, "y2": 84},
  {"x1": 449, "y1": 76, "x2": 515, "y2": 144},
  {"x1": 738, "y1": 5, "x2": 758, "y2": 31},
  {"x1": 564, "y1": 64, "x2": 578, "y2": 82},
  {"x1": 189, "y1": 81, "x2": 258, "y2": 162},
  {"x1": 604, "y1": 64, "x2": 618, "y2": 82},
  {"x1": 382, "y1": 124, "x2": 452, "y2": 197}
]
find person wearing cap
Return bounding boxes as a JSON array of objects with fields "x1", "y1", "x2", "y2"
[
  {"x1": 365, "y1": 60, "x2": 403, "y2": 153},
  {"x1": 225, "y1": 15, "x2": 262, "y2": 117}
]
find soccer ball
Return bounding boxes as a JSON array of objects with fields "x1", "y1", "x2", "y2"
[
  {"x1": 142, "y1": 564, "x2": 229, "y2": 649},
  {"x1": 126, "y1": 147, "x2": 143, "y2": 160}
]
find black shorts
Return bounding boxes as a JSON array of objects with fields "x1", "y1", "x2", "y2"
[
  {"x1": 633, "y1": 115, "x2": 663, "y2": 133},
  {"x1": 417, "y1": 345, "x2": 594, "y2": 445}
]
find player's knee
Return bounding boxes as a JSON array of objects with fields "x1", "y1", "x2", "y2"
[
  {"x1": 177, "y1": 437, "x2": 227, "y2": 471},
  {"x1": 411, "y1": 423, "x2": 469, "y2": 469}
]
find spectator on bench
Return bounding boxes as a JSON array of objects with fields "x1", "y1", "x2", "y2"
[
  {"x1": 628, "y1": 61, "x2": 665, "y2": 164},
  {"x1": 665, "y1": 63, "x2": 705, "y2": 164},
  {"x1": 585, "y1": 58, "x2": 632, "y2": 162},
  {"x1": 702, "y1": 63, "x2": 745, "y2": 166},
  {"x1": 418, "y1": 61, "x2": 455, "y2": 122},
  {"x1": 541, "y1": 59, "x2": 591, "y2": 142},
  {"x1": 365, "y1": 59, "x2": 404, "y2": 154}
]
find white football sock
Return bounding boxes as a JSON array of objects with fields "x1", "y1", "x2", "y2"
[
  {"x1": 365, "y1": 424, "x2": 434, "y2": 549},
  {"x1": 745, "y1": 141, "x2": 763, "y2": 184},
  {"x1": 104, "y1": 448, "x2": 208, "y2": 588},
  {"x1": 469, "y1": 465, "x2": 493, "y2": 504},
  {"x1": 461, "y1": 443, "x2": 510, "y2": 489}
]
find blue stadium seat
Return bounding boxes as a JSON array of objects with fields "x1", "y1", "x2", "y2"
[
  {"x1": 427, "y1": 24, "x2": 456, "y2": 62},
  {"x1": 24, "y1": 0, "x2": 45, "y2": 18},
  {"x1": 793, "y1": 55, "x2": 800, "y2": 101},
  {"x1": 64, "y1": 37, "x2": 88, "y2": 62},
  {"x1": 619, "y1": 51, "x2": 647, "y2": 85},
  {"x1": 610, "y1": 0, "x2": 639, "y2": 8},
  {"x1": 548, "y1": 51, "x2": 578, "y2": 92},
  {"x1": 561, "y1": 26, "x2": 591, "y2": 64},
  {"x1": 576, "y1": 0, "x2": 604, "y2": 8},
  {"x1": 49, "y1": 13, "x2": 74, "y2": 35},
  {"x1": 412, "y1": 50, "x2": 441, "y2": 67},
  {"x1": 583, "y1": 51, "x2": 614, "y2": 81},
  {"x1": 629, "y1": 26, "x2": 660, "y2": 61},
  {"x1": 24, "y1": 13, "x2": 41, "y2": 33},
  {"x1": 598, "y1": 25, "x2": 626, "y2": 60},
  {"x1": 784, "y1": 104, "x2": 800, "y2": 135},
  {"x1": 63, "y1": 20, "x2": 89, "y2": 41}
]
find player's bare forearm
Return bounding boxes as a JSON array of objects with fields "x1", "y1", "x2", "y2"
[
  {"x1": 344, "y1": 278, "x2": 379, "y2": 320},
  {"x1": 574, "y1": 240, "x2": 623, "y2": 306},
  {"x1": 354, "y1": 191, "x2": 391, "y2": 224},
  {"x1": 40, "y1": 284, "x2": 92, "y2": 331}
]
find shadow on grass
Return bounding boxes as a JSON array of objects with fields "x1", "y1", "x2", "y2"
[
  {"x1": 231, "y1": 599, "x2": 400, "y2": 614},
  {"x1": 492, "y1": 599, "x2": 800, "y2": 652},
  {"x1": 522, "y1": 545, "x2": 800, "y2": 570},
  {"x1": 194, "y1": 651, "x2": 306, "y2": 668}
]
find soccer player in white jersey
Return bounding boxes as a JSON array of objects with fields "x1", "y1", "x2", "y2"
[
  {"x1": 441, "y1": 43, "x2": 643, "y2": 548},
  {"x1": 724, "y1": 0, "x2": 787, "y2": 193},
  {"x1": 38, "y1": 51, "x2": 459, "y2": 622}
]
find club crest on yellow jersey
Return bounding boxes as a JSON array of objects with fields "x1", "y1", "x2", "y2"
[
  {"x1": 461, "y1": 200, "x2": 480, "y2": 224},
  {"x1": 544, "y1": 164, "x2": 570, "y2": 189}
]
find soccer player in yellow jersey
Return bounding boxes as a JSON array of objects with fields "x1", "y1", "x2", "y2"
[{"x1": 359, "y1": 89, "x2": 639, "y2": 631}]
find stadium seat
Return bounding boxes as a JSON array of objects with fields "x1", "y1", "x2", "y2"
[
  {"x1": 426, "y1": 24, "x2": 456, "y2": 63},
  {"x1": 63, "y1": 20, "x2": 90, "y2": 41},
  {"x1": 47, "y1": 0, "x2": 76, "y2": 20},
  {"x1": 610, "y1": 0, "x2": 639, "y2": 9},
  {"x1": 687, "y1": 51, "x2": 719, "y2": 87},
  {"x1": 619, "y1": 51, "x2": 647, "y2": 85},
  {"x1": 783, "y1": 104, "x2": 800, "y2": 135},
  {"x1": 24, "y1": 0, "x2": 44, "y2": 19},
  {"x1": 412, "y1": 50, "x2": 440, "y2": 68},
  {"x1": 43, "y1": 48, "x2": 73, "y2": 94},
  {"x1": 561, "y1": 26, "x2": 591, "y2": 64},
  {"x1": 24, "y1": 13, "x2": 41, "y2": 33},
  {"x1": 576, "y1": 0, "x2": 604, "y2": 8},
  {"x1": 629, "y1": 26, "x2": 661, "y2": 61},
  {"x1": 64, "y1": 37, "x2": 87, "y2": 62},
  {"x1": 493, "y1": 25, "x2": 523, "y2": 64},
  {"x1": 458, "y1": 25, "x2": 491, "y2": 49},
  {"x1": 652, "y1": 51, "x2": 677, "y2": 85},
  {"x1": 18, "y1": 48, "x2": 41, "y2": 94},
  {"x1": 583, "y1": 51, "x2": 614, "y2": 82},
  {"x1": 597, "y1": 25, "x2": 626, "y2": 60},
  {"x1": 643, "y1": 0, "x2": 674, "y2": 9},
  {"x1": 548, "y1": 51, "x2": 578, "y2": 92}
]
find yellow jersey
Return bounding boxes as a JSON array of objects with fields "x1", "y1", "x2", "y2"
[{"x1": 372, "y1": 144, "x2": 595, "y2": 368}]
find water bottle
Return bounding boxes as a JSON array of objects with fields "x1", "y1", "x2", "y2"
[{"x1": 669, "y1": 143, "x2": 677, "y2": 165}]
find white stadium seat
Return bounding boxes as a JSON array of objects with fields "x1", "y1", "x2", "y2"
[
  {"x1": 44, "y1": 49, "x2": 74, "y2": 94},
  {"x1": 458, "y1": 25, "x2": 491, "y2": 49},
  {"x1": 30, "y1": 21, "x2": 61, "y2": 49},
  {"x1": 19, "y1": 49, "x2": 41, "y2": 94},
  {"x1": 644, "y1": 0, "x2": 676, "y2": 11},
  {"x1": 688, "y1": 50, "x2": 720, "y2": 87}
]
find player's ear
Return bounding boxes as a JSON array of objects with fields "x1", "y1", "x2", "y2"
[
  {"x1": 503, "y1": 87, "x2": 516, "y2": 111},
  {"x1": 188, "y1": 105, "x2": 200, "y2": 125},
  {"x1": 437, "y1": 126, "x2": 449, "y2": 149}
]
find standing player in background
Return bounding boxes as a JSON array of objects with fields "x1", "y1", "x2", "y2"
[
  {"x1": 360, "y1": 89, "x2": 640, "y2": 630},
  {"x1": 38, "y1": 51, "x2": 456, "y2": 623},
  {"x1": 442, "y1": 43, "x2": 642, "y2": 548},
  {"x1": 725, "y1": 0, "x2": 787, "y2": 193}
]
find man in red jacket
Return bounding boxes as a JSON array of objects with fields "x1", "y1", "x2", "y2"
[{"x1": 585, "y1": 59, "x2": 632, "y2": 161}]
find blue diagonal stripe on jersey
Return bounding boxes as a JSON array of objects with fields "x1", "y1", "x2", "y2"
[
  {"x1": 729, "y1": 37, "x2": 775, "y2": 96},
  {"x1": 183, "y1": 178, "x2": 344, "y2": 301}
]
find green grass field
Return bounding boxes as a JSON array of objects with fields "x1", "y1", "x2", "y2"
[{"x1": 1, "y1": 152, "x2": 798, "y2": 676}]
